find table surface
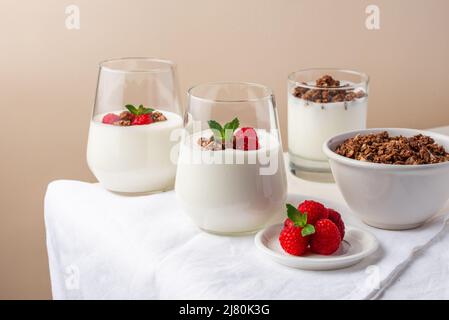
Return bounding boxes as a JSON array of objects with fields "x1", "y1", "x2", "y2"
[{"x1": 46, "y1": 126, "x2": 449, "y2": 300}]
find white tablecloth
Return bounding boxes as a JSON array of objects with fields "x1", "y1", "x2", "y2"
[{"x1": 45, "y1": 126, "x2": 449, "y2": 300}]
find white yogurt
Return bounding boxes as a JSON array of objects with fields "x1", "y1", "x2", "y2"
[
  {"x1": 288, "y1": 93, "x2": 367, "y2": 163},
  {"x1": 175, "y1": 129, "x2": 287, "y2": 234},
  {"x1": 87, "y1": 110, "x2": 183, "y2": 193}
]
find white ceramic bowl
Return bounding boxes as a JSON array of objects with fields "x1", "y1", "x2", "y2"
[{"x1": 323, "y1": 128, "x2": 449, "y2": 230}]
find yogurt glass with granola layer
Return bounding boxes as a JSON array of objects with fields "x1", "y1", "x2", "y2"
[{"x1": 288, "y1": 69, "x2": 369, "y2": 180}]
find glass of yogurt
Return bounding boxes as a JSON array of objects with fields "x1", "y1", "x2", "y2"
[
  {"x1": 87, "y1": 58, "x2": 183, "y2": 194},
  {"x1": 175, "y1": 82, "x2": 287, "y2": 235},
  {"x1": 288, "y1": 69, "x2": 369, "y2": 181}
]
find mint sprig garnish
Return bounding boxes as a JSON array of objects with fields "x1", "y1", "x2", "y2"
[
  {"x1": 223, "y1": 117, "x2": 240, "y2": 142},
  {"x1": 301, "y1": 224, "x2": 315, "y2": 237},
  {"x1": 207, "y1": 120, "x2": 223, "y2": 140},
  {"x1": 286, "y1": 203, "x2": 316, "y2": 237},
  {"x1": 207, "y1": 117, "x2": 240, "y2": 143},
  {"x1": 125, "y1": 104, "x2": 154, "y2": 115}
]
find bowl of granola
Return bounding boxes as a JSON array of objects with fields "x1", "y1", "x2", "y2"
[{"x1": 323, "y1": 128, "x2": 449, "y2": 230}]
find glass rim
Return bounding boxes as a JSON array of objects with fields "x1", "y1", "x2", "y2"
[
  {"x1": 99, "y1": 57, "x2": 176, "y2": 74},
  {"x1": 187, "y1": 81, "x2": 274, "y2": 103},
  {"x1": 288, "y1": 68, "x2": 369, "y2": 90}
]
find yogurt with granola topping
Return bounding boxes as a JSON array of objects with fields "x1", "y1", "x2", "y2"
[
  {"x1": 87, "y1": 109, "x2": 183, "y2": 193},
  {"x1": 288, "y1": 75, "x2": 367, "y2": 165},
  {"x1": 175, "y1": 127, "x2": 287, "y2": 234}
]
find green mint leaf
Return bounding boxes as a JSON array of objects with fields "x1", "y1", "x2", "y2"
[
  {"x1": 141, "y1": 107, "x2": 154, "y2": 114},
  {"x1": 299, "y1": 212, "x2": 308, "y2": 226},
  {"x1": 287, "y1": 204, "x2": 309, "y2": 227},
  {"x1": 208, "y1": 120, "x2": 223, "y2": 132},
  {"x1": 286, "y1": 204, "x2": 302, "y2": 226},
  {"x1": 286, "y1": 203, "x2": 298, "y2": 216},
  {"x1": 208, "y1": 120, "x2": 224, "y2": 141},
  {"x1": 137, "y1": 104, "x2": 154, "y2": 115},
  {"x1": 126, "y1": 104, "x2": 154, "y2": 115},
  {"x1": 223, "y1": 117, "x2": 240, "y2": 143},
  {"x1": 301, "y1": 224, "x2": 316, "y2": 237},
  {"x1": 223, "y1": 117, "x2": 240, "y2": 132},
  {"x1": 125, "y1": 104, "x2": 139, "y2": 115},
  {"x1": 223, "y1": 129, "x2": 233, "y2": 143}
]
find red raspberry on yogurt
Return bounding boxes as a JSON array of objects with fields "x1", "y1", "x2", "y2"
[{"x1": 234, "y1": 127, "x2": 259, "y2": 150}]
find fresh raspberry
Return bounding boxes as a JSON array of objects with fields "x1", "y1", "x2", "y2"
[
  {"x1": 298, "y1": 200, "x2": 328, "y2": 225},
  {"x1": 327, "y1": 208, "x2": 345, "y2": 239},
  {"x1": 310, "y1": 219, "x2": 341, "y2": 255},
  {"x1": 102, "y1": 113, "x2": 120, "y2": 124},
  {"x1": 284, "y1": 218, "x2": 294, "y2": 228},
  {"x1": 234, "y1": 127, "x2": 259, "y2": 150},
  {"x1": 280, "y1": 204, "x2": 316, "y2": 256},
  {"x1": 279, "y1": 226, "x2": 309, "y2": 256},
  {"x1": 131, "y1": 113, "x2": 153, "y2": 125}
]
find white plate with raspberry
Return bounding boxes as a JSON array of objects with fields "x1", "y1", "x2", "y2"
[{"x1": 254, "y1": 199, "x2": 379, "y2": 270}]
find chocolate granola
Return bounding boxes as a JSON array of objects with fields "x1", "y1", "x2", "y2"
[
  {"x1": 198, "y1": 135, "x2": 238, "y2": 151},
  {"x1": 293, "y1": 75, "x2": 365, "y2": 103},
  {"x1": 198, "y1": 136, "x2": 225, "y2": 151},
  {"x1": 152, "y1": 111, "x2": 167, "y2": 122},
  {"x1": 335, "y1": 131, "x2": 449, "y2": 165},
  {"x1": 112, "y1": 111, "x2": 134, "y2": 126}
]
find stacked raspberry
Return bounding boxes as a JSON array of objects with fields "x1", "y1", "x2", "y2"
[
  {"x1": 279, "y1": 200, "x2": 345, "y2": 256},
  {"x1": 102, "y1": 104, "x2": 167, "y2": 126}
]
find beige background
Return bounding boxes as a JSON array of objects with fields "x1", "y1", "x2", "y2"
[{"x1": 1, "y1": 0, "x2": 449, "y2": 299}]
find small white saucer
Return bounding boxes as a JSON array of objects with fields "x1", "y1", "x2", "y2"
[{"x1": 255, "y1": 224, "x2": 379, "y2": 270}]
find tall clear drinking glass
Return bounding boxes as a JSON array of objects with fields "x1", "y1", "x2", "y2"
[
  {"x1": 175, "y1": 82, "x2": 287, "y2": 235},
  {"x1": 87, "y1": 58, "x2": 183, "y2": 194},
  {"x1": 288, "y1": 69, "x2": 369, "y2": 181}
]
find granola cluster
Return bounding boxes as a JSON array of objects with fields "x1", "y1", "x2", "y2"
[
  {"x1": 335, "y1": 131, "x2": 449, "y2": 165},
  {"x1": 113, "y1": 111, "x2": 134, "y2": 126},
  {"x1": 152, "y1": 111, "x2": 167, "y2": 122},
  {"x1": 293, "y1": 75, "x2": 365, "y2": 103},
  {"x1": 198, "y1": 136, "x2": 226, "y2": 151}
]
